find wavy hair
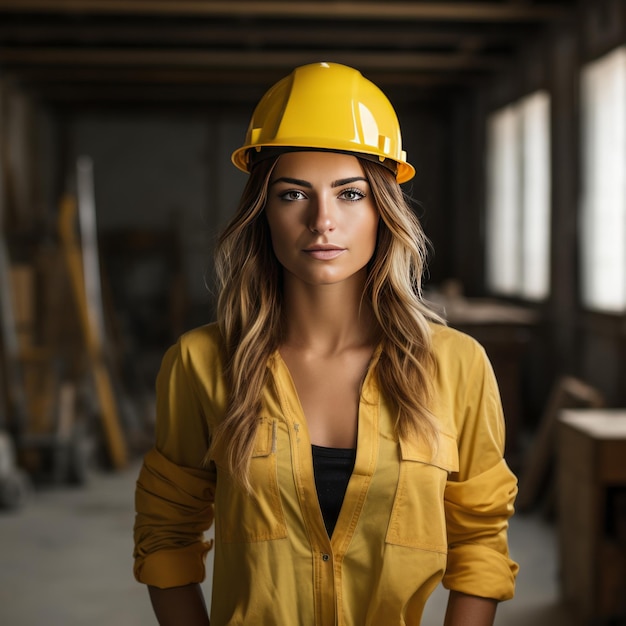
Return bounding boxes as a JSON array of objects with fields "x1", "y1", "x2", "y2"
[{"x1": 208, "y1": 156, "x2": 444, "y2": 488}]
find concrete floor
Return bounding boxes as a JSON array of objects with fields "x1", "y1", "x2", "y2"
[{"x1": 0, "y1": 461, "x2": 573, "y2": 626}]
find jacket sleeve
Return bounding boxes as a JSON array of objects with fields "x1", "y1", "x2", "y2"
[
  {"x1": 442, "y1": 340, "x2": 519, "y2": 601},
  {"x1": 133, "y1": 339, "x2": 217, "y2": 589}
]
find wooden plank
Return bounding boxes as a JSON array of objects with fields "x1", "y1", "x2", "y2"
[
  {"x1": 0, "y1": 22, "x2": 530, "y2": 48},
  {"x1": 57, "y1": 181, "x2": 128, "y2": 469},
  {"x1": 0, "y1": 48, "x2": 508, "y2": 72},
  {"x1": 0, "y1": 1, "x2": 569, "y2": 22},
  {"x1": 76, "y1": 156, "x2": 107, "y2": 346},
  {"x1": 8, "y1": 264, "x2": 35, "y2": 350},
  {"x1": 20, "y1": 348, "x2": 57, "y2": 435},
  {"x1": 557, "y1": 423, "x2": 600, "y2": 618}
]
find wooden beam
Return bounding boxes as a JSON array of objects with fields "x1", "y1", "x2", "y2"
[
  {"x1": 0, "y1": 0, "x2": 569, "y2": 22},
  {"x1": 0, "y1": 47, "x2": 508, "y2": 72},
  {"x1": 0, "y1": 22, "x2": 529, "y2": 49},
  {"x1": 57, "y1": 192, "x2": 128, "y2": 469}
]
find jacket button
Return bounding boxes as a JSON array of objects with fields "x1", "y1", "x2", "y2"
[{"x1": 321, "y1": 553, "x2": 330, "y2": 561}]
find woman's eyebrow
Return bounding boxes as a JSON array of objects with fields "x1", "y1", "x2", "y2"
[
  {"x1": 270, "y1": 176, "x2": 312, "y2": 188},
  {"x1": 331, "y1": 176, "x2": 369, "y2": 187},
  {"x1": 270, "y1": 176, "x2": 369, "y2": 188}
]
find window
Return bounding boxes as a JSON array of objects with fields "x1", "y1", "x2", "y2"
[
  {"x1": 580, "y1": 46, "x2": 626, "y2": 312},
  {"x1": 486, "y1": 91, "x2": 551, "y2": 300}
]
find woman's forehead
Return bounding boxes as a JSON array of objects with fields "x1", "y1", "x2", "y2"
[{"x1": 271, "y1": 151, "x2": 366, "y2": 180}]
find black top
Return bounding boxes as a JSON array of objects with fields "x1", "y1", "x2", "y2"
[{"x1": 311, "y1": 444, "x2": 357, "y2": 538}]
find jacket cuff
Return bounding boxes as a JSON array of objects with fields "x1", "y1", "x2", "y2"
[
  {"x1": 134, "y1": 542, "x2": 213, "y2": 589},
  {"x1": 443, "y1": 543, "x2": 519, "y2": 601}
]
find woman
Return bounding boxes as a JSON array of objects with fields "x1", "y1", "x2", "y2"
[{"x1": 134, "y1": 62, "x2": 518, "y2": 625}]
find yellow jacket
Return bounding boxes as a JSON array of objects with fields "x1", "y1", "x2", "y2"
[{"x1": 134, "y1": 322, "x2": 518, "y2": 625}]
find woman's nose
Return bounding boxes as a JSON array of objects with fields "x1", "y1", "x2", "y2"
[{"x1": 308, "y1": 195, "x2": 336, "y2": 233}]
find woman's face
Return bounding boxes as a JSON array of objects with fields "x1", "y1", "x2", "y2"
[{"x1": 265, "y1": 151, "x2": 379, "y2": 289}]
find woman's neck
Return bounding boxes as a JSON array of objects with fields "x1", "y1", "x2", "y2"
[{"x1": 280, "y1": 272, "x2": 379, "y2": 355}]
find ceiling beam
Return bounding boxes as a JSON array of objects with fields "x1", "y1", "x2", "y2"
[
  {"x1": 0, "y1": 22, "x2": 529, "y2": 49},
  {"x1": 0, "y1": 0, "x2": 569, "y2": 22},
  {"x1": 0, "y1": 47, "x2": 507, "y2": 72}
]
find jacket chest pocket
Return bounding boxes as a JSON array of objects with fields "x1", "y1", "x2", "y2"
[
  {"x1": 215, "y1": 417, "x2": 288, "y2": 543},
  {"x1": 385, "y1": 431, "x2": 459, "y2": 553}
]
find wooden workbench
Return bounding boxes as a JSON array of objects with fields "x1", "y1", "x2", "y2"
[{"x1": 557, "y1": 409, "x2": 626, "y2": 624}]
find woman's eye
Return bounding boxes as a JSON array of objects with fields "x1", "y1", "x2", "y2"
[
  {"x1": 279, "y1": 190, "x2": 307, "y2": 201},
  {"x1": 339, "y1": 188, "x2": 366, "y2": 201}
]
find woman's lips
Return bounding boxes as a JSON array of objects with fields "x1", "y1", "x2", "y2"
[{"x1": 303, "y1": 246, "x2": 346, "y2": 260}]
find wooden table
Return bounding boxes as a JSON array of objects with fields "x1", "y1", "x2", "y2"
[{"x1": 558, "y1": 409, "x2": 626, "y2": 624}]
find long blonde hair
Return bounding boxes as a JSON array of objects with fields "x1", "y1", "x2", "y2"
[{"x1": 209, "y1": 156, "x2": 444, "y2": 487}]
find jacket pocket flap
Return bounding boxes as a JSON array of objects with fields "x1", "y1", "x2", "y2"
[{"x1": 399, "y1": 430, "x2": 459, "y2": 473}]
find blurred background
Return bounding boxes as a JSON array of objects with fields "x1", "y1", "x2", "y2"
[{"x1": 0, "y1": 1, "x2": 625, "y2": 624}]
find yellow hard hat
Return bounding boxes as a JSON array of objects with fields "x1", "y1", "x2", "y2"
[{"x1": 231, "y1": 62, "x2": 415, "y2": 183}]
